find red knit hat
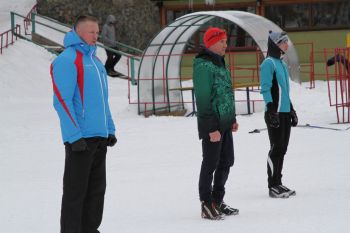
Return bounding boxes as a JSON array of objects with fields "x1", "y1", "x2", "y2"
[{"x1": 203, "y1": 27, "x2": 227, "y2": 48}]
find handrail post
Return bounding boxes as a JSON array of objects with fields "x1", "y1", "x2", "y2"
[
  {"x1": 11, "y1": 12, "x2": 15, "y2": 32},
  {"x1": 31, "y1": 12, "x2": 36, "y2": 34},
  {"x1": 1, "y1": 36, "x2": 3, "y2": 54},
  {"x1": 130, "y1": 57, "x2": 137, "y2": 85}
]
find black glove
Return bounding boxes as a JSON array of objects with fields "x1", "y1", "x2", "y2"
[
  {"x1": 266, "y1": 102, "x2": 279, "y2": 128},
  {"x1": 71, "y1": 138, "x2": 88, "y2": 152},
  {"x1": 107, "y1": 134, "x2": 117, "y2": 147},
  {"x1": 291, "y1": 110, "x2": 298, "y2": 127}
]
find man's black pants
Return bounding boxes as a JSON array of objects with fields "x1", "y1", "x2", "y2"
[
  {"x1": 199, "y1": 129, "x2": 234, "y2": 203},
  {"x1": 61, "y1": 137, "x2": 107, "y2": 233},
  {"x1": 105, "y1": 47, "x2": 121, "y2": 72},
  {"x1": 265, "y1": 112, "x2": 291, "y2": 188}
]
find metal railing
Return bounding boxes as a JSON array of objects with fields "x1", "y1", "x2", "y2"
[
  {"x1": 324, "y1": 47, "x2": 350, "y2": 123},
  {"x1": 31, "y1": 13, "x2": 143, "y2": 55},
  {"x1": 10, "y1": 11, "x2": 142, "y2": 83},
  {"x1": 23, "y1": 4, "x2": 37, "y2": 35},
  {"x1": 0, "y1": 24, "x2": 21, "y2": 54},
  {"x1": 11, "y1": 12, "x2": 143, "y2": 56}
]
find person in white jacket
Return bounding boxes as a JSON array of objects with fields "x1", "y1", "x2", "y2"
[{"x1": 101, "y1": 15, "x2": 121, "y2": 77}]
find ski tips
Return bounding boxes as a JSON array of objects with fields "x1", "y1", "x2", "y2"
[{"x1": 249, "y1": 129, "x2": 261, "y2": 134}]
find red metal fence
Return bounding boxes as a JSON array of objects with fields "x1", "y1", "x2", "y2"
[
  {"x1": 324, "y1": 47, "x2": 350, "y2": 123},
  {"x1": 0, "y1": 25, "x2": 21, "y2": 54},
  {"x1": 294, "y1": 42, "x2": 315, "y2": 88},
  {"x1": 128, "y1": 50, "x2": 264, "y2": 116},
  {"x1": 0, "y1": 3, "x2": 36, "y2": 54}
]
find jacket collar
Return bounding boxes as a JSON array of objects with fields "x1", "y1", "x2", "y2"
[
  {"x1": 63, "y1": 29, "x2": 97, "y2": 56},
  {"x1": 267, "y1": 37, "x2": 284, "y2": 59},
  {"x1": 196, "y1": 48, "x2": 226, "y2": 67}
]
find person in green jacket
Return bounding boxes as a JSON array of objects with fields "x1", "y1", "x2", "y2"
[{"x1": 193, "y1": 27, "x2": 239, "y2": 220}]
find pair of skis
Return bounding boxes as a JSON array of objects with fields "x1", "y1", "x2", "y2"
[{"x1": 249, "y1": 124, "x2": 350, "y2": 134}]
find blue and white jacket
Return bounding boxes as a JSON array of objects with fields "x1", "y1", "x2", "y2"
[
  {"x1": 50, "y1": 29, "x2": 115, "y2": 143},
  {"x1": 260, "y1": 56, "x2": 291, "y2": 113}
]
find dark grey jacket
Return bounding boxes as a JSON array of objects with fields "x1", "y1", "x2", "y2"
[{"x1": 101, "y1": 15, "x2": 117, "y2": 47}]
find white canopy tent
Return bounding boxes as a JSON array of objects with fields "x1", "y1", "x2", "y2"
[{"x1": 137, "y1": 11, "x2": 300, "y2": 115}]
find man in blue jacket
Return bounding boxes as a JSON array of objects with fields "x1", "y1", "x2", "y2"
[
  {"x1": 260, "y1": 31, "x2": 298, "y2": 199},
  {"x1": 50, "y1": 15, "x2": 117, "y2": 233}
]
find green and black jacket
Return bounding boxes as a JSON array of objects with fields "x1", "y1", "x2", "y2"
[{"x1": 193, "y1": 49, "x2": 236, "y2": 139}]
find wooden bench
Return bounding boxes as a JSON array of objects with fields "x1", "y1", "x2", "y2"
[
  {"x1": 233, "y1": 81, "x2": 260, "y2": 89},
  {"x1": 233, "y1": 81, "x2": 260, "y2": 114},
  {"x1": 169, "y1": 81, "x2": 261, "y2": 116},
  {"x1": 169, "y1": 87, "x2": 196, "y2": 117}
]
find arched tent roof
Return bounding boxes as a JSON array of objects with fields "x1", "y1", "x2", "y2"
[{"x1": 137, "y1": 11, "x2": 300, "y2": 115}]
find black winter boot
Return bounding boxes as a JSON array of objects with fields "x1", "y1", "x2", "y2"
[
  {"x1": 279, "y1": 185, "x2": 296, "y2": 196},
  {"x1": 201, "y1": 201, "x2": 224, "y2": 220},
  {"x1": 269, "y1": 186, "x2": 290, "y2": 198},
  {"x1": 213, "y1": 201, "x2": 239, "y2": 216}
]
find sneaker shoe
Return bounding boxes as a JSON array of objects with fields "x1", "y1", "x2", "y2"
[
  {"x1": 269, "y1": 186, "x2": 290, "y2": 198},
  {"x1": 201, "y1": 201, "x2": 224, "y2": 220},
  {"x1": 213, "y1": 201, "x2": 239, "y2": 216},
  {"x1": 279, "y1": 185, "x2": 296, "y2": 196}
]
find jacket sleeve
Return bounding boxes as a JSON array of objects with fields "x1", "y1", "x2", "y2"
[
  {"x1": 193, "y1": 63, "x2": 219, "y2": 133},
  {"x1": 104, "y1": 75, "x2": 116, "y2": 135},
  {"x1": 232, "y1": 90, "x2": 237, "y2": 124},
  {"x1": 51, "y1": 55, "x2": 82, "y2": 143},
  {"x1": 107, "y1": 105, "x2": 116, "y2": 135},
  {"x1": 260, "y1": 59, "x2": 275, "y2": 105}
]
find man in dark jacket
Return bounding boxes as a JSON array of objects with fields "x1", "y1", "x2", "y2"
[
  {"x1": 260, "y1": 30, "x2": 298, "y2": 198},
  {"x1": 50, "y1": 15, "x2": 117, "y2": 233},
  {"x1": 193, "y1": 27, "x2": 239, "y2": 220},
  {"x1": 101, "y1": 15, "x2": 122, "y2": 77}
]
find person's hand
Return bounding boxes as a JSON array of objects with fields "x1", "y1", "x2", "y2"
[
  {"x1": 266, "y1": 103, "x2": 279, "y2": 128},
  {"x1": 107, "y1": 134, "x2": 117, "y2": 147},
  {"x1": 232, "y1": 123, "x2": 239, "y2": 132},
  {"x1": 291, "y1": 110, "x2": 298, "y2": 127},
  {"x1": 209, "y1": 130, "x2": 221, "y2": 142},
  {"x1": 71, "y1": 138, "x2": 88, "y2": 152}
]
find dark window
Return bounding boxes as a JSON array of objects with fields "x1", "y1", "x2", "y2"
[
  {"x1": 265, "y1": 4, "x2": 310, "y2": 29},
  {"x1": 265, "y1": 1, "x2": 350, "y2": 30},
  {"x1": 312, "y1": 2, "x2": 350, "y2": 27},
  {"x1": 166, "y1": 10, "x2": 191, "y2": 24}
]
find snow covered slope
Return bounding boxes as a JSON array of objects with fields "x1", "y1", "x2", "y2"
[{"x1": 0, "y1": 0, "x2": 36, "y2": 29}]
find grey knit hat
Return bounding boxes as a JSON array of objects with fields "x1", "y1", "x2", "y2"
[{"x1": 269, "y1": 30, "x2": 288, "y2": 45}]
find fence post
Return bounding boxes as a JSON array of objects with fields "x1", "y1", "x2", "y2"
[{"x1": 31, "y1": 12, "x2": 36, "y2": 34}]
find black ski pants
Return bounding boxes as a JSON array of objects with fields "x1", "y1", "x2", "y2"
[
  {"x1": 265, "y1": 112, "x2": 291, "y2": 188},
  {"x1": 105, "y1": 47, "x2": 121, "y2": 72},
  {"x1": 199, "y1": 129, "x2": 234, "y2": 203},
  {"x1": 61, "y1": 137, "x2": 108, "y2": 233}
]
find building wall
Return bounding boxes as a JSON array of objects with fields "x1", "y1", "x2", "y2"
[{"x1": 290, "y1": 29, "x2": 349, "y2": 63}]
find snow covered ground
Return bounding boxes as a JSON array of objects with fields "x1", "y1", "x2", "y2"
[
  {"x1": 1, "y1": 2, "x2": 350, "y2": 233},
  {"x1": 1, "y1": 37, "x2": 350, "y2": 233}
]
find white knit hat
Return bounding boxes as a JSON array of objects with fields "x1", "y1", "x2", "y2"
[{"x1": 269, "y1": 30, "x2": 288, "y2": 45}]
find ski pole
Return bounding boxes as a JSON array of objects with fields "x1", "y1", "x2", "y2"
[{"x1": 249, "y1": 123, "x2": 350, "y2": 134}]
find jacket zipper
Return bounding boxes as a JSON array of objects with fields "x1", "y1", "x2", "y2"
[
  {"x1": 279, "y1": 60, "x2": 292, "y2": 110},
  {"x1": 90, "y1": 53, "x2": 108, "y2": 136}
]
